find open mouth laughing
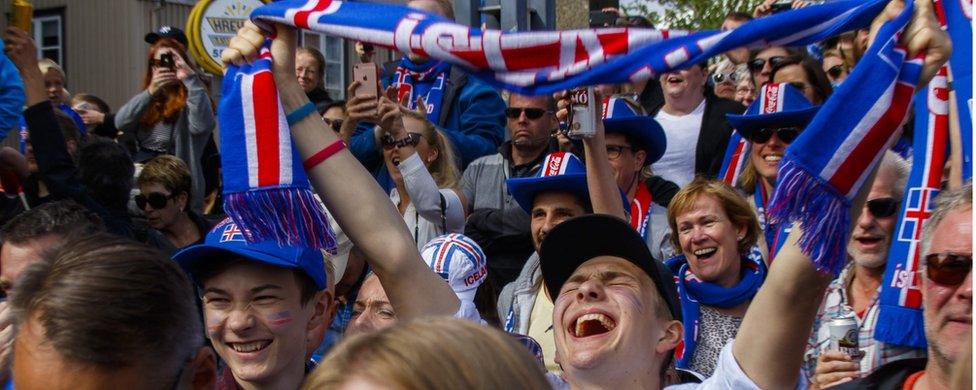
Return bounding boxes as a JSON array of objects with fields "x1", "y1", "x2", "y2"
[
  {"x1": 569, "y1": 311, "x2": 617, "y2": 338},
  {"x1": 694, "y1": 247, "x2": 717, "y2": 260}
]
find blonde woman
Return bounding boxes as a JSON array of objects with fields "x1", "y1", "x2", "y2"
[
  {"x1": 378, "y1": 95, "x2": 466, "y2": 249},
  {"x1": 304, "y1": 318, "x2": 549, "y2": 389}
]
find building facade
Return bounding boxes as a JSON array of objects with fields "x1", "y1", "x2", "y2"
[{"x1": 0, "y1": 0, "x2": 403, "y2": 111}]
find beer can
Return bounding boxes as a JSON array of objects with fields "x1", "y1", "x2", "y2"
[
  {"x1": 568, "y1": 87, "x2": 596, "y2": 139},
  {"x1": 828, "y1": 307, "x2": 862, "y2": 360},
  {"x1": 10, "y1": 0, "x2": 33, "y2": 33}
]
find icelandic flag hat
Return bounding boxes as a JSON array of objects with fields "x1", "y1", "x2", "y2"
[
  {"x1": 421, "y1": 233, "x2": 488, "y2": 302},
  {"x1": 173, "y1": 219, "x2": 328, "y2": 290},
  {"x1": 726, "y1": 83, "x2": 821, "y2": 138},
  {"x1": 602, "y1": 96, "x2": 667, "y2": 165},
  {"x1": 507, "y1": 152, "x2": 631, "y2": 213}
]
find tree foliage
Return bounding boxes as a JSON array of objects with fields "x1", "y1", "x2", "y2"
[{"x1": 622, "y1": 0, "x2": 763, "y2": 31}]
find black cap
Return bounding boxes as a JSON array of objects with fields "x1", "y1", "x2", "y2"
[
  {"x1": 539, "y1": 214, "x2": 681, "y2": 321},
  {"x1": 145, "y1": 26, "x2": 188, "y2": 47}
]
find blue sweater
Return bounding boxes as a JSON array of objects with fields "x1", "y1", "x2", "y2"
[{"x1": 348, "y1": 65, "x2": 506, "y2": 191}]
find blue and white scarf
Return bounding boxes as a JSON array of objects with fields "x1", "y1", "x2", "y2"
[
  {"x1": 768, "y1": 1, "x2": 926, "y2": 276},
  {"x1": 218, "y1": 44, "x2": 336, "y2": 250},
  {"x1": 665, "y1": 247, "x2": 766, "y2": 370},
  {"x1": 875, "y1": 0, "x2": 972, "y2": 349},
  {"x1": 392, "y1": 58, "x2": 451, "y2": 123},
  {"x1": 249, "y1": 0, "x2": 887, "y2": 95}
]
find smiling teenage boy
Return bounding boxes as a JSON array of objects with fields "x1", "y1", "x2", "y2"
[{"x1": 173, "y1": 220, "x2": 334, "y2": 390}]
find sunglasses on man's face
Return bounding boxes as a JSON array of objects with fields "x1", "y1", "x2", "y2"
[
  {"x1": 136, "y1": 192, "x2": 176, "y2": 210},
  {"x1": 827, "y1": 65, "x2": 846, "y2": 79},
  {"x1": 748, "y1": 56, "x2": 786, "y2": 72},
  {"x1": 505, "y1": 107, "x2": 548, "y2": 120},
  {"x1": 925, "y1": 253, "x2": 972, "y2": 286},
  {"x1": 865, "y1": 197, "x2": 898, "y2": 218},
  {"x1": 748, "y1": 127, "x2": 801, "y2": 144}
]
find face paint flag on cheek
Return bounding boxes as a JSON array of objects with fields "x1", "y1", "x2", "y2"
[{"x1": 268, "y1": 311, "x2": 294, "y2": 327}]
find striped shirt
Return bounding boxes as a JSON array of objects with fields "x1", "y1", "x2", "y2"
[{"x1": 803, "y1": 264, "x2": 926, "y2": 379}]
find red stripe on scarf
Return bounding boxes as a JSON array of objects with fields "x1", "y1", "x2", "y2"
[
  {"x1": 829, "y1": 81, "x2": 915, "y2": 193},
  {"x1": 253, "y1": 72, "x2": 281, "y2": 186},
  {"x1": 722, "y1": 140, "x2": 748, "y2": 184},
  {"x1": 294, "y1": 0, "x2": 333, "y2": 29}
]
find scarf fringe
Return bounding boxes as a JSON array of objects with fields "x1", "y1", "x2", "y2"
[
  {"x1": 224, "y1": 187, "x2": 337, "y2": 252},
  {"x1": 874, "y1": 305, "x2": 928, "y2": 348},
  {"x1": 767, "y1": 158, "x2": 849, "y2": 276}
]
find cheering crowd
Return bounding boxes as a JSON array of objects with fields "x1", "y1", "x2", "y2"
[{"x1": 0, "y1": 0, "x2": 968, "y2": 388}]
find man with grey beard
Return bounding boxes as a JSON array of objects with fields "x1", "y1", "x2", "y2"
[{"x1": 804, "y1": 152, "x2": 926, "y2": 388}]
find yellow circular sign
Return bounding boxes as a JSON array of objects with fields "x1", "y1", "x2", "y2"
[{"x1": 186, "y1": 0, "x2": 269, "y2": 74}]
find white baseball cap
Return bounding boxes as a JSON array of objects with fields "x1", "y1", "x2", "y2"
[{"x1": 421, "y1": 234, "x2": 488, "y2": 302}]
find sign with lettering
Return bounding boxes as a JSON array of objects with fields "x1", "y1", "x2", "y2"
[{"x1": 187, "y1": 0, "x2": 268, "y2": 74}]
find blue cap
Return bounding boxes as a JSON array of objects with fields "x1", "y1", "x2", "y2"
[
  {"x1": 506, "y1": 152, "x2": 629, "y2": 213},
  {"x1": 726, "y1": 83, "x2": 820, "y2": 138},
  {"x1": 602, "y1": 96, "x2": 667, "y2": 165},
  {"x1": 172, "y1": 219, "x2": 328, "y2": 289}
]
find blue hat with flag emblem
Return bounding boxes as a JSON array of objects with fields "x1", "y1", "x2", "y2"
[
  {"x1": 172, "y1": 219, "x2": 328, "y2": 289},
  {"x1": 602, "y1": 96, "x2": 667, "y2": 165}
]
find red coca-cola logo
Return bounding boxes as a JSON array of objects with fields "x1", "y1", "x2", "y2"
[
  {"x1": 545, "y1": 155, "x2": 564, "y2": 176},
  {"x1": 763, "y1": 84, "x2": 780, "y2": 114}
]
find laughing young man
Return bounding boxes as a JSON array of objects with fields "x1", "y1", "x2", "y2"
[{"x1": 173, "y1": 221, "x2": 335, "y2": 390}]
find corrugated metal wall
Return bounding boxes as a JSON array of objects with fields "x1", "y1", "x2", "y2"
[{"x1": 0, "y1": 0, "x2": 194, "y2": 110}]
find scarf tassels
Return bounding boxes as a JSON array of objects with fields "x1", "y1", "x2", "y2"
[{"x1": 219, "y1": 44, "x2": 337, "y2": 250}]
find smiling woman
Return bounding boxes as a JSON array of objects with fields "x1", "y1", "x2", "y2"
[{"x1": 665, "y1": 179, "x2": 764, "y2": 376}]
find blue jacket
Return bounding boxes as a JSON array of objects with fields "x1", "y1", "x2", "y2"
[
  {"x1": 0, "y1": 41, "x2": 25, "y2": 139},
  {"x1": 348, "y1": 64, "x2": 506, "y2": 191}
]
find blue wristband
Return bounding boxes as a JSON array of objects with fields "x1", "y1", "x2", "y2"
[{"x1": 286, "y1": 102, "x2": 317, "y2": 126}]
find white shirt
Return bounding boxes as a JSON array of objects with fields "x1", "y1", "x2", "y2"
[
  {"x1": 652, "y1": 100, "x2": 706, "y2": 188},
  {"x1": 546, "y1": 341, "x2": 760, "y2": 390}
]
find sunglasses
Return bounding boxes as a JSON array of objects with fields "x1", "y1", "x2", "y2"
[
  {"x1": 323, "y1": 117, "x2": 343, "y2": 132},
  {"x1": 136, "y1": 192, "x2": 176, "y2": 210},
  {"x1": 505, "y1": 107, "x2": 549, "y2": 120},
  {"x1": 748, "y1": 127, "x2": 801, "y2": 144},
  {"x1": 925, "y1": 253, "x2": 972, "y2": 286},
  {"x1": 748, "y1": 56, "x2": 786, "y2": 72},
  {"x1": 827, "y1": 65, "x2": 846, "y2": 79},
  {"x1": 381, "y1": 132, "x2": 423, "y2": 149},
  {"x1": 606, "y1": 144, "x2": 634, "y2": 160},
  {"x1": 710, "y1": 72, "x2": 740, "y2": 84},
  {"x1": 865, "y1": 197, "x2": 898, "y2": 218}
]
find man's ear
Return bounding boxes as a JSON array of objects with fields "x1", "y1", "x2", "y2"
[
  {"x1": 188, "y1": 346, "x2": 217, "y2": 390},
  {"x1": 634, "y1": 149, "x2": 647, "y2": 171},
  {"x1": 306, "y1": 290, "x2": 333, "y2": 331},
  {"x1": 655, "y1": 320, "x2": 683, "y2": 354}
]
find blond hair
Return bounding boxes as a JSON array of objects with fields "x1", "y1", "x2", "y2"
[
  {"x1": 668, "y1": 178, "x2": 761, "y2": 255},
  {"x1": 38, "y1": 58, "x2": 65, "y2": 80},
  {"x1": 403, "y1": 110, "x2": 460, "y2": 189},
  {"x1": 304, "y1": 318, "x2": 549, "y2": 389}
]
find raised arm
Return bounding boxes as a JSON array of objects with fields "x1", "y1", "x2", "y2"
[
  {"x1": 222, "y1": 22, "x2": 459, "y2": 320},
  {"x1": 732, "y1": 1, "x2": 950, "y2": 388},
  {"x1": 555, "y1": 91, "x2": 627, "y2": 219}
]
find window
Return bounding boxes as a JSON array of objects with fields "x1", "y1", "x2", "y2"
[
  {"x1": 321, "y1": 35, "x2": 345, "y2": 99},
  {"x1": 301, "y1": 31, "x2": 346, "y2": 99},
  {"x1": 33, "y1": 13, "x2": 63, "y2": 66}
]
